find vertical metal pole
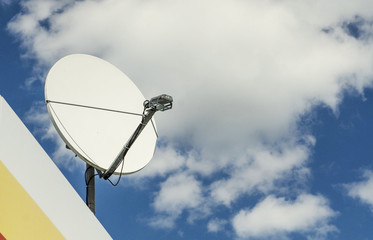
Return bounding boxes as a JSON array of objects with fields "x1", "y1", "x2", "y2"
[{"x1": 86, "y1": 163, "x2": 95, "y2": 214}]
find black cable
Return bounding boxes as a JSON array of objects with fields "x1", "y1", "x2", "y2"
[
  {"x1": 84, "y1": 164, "x2": 124, "y2": 187},
  {"x1": 107, "y1": 159, "x2": 125, "y2": 186},
  {"x1": 86, "y1": 173, "x2": 100, "y2": 186},
  {"x1": 85, "y1": 165, "x2": 99, "y2": 185}
]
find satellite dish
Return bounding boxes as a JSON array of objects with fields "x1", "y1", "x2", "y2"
[{"x1": 45, "y1": 54, "x2": 172, "y2": 176}]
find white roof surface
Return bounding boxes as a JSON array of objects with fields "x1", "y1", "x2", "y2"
[{"x1": 0, "y1": 95, "x2": 112, "y2": 239}]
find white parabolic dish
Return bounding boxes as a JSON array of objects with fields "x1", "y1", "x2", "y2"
[{"x1": 45, "y1": 54, "x2": 158, "y2": 174}]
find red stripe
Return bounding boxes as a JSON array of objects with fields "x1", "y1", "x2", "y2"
[{"x1": 0, "y1": 233, "x2": 6, "y2": 240}]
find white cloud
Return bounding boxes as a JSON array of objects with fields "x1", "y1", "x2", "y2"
[
  {"x1": 207, "y1": 218, "x2": 228, "y2": 233},
  {"x1": 346, "y1": 170, "x2": 373, "y2": 211},
  {"x1": 153, "y1": 172, "x2": 202, "y2": 215},
  {"x1": 7, "y1": 0, "x2": 373, "y2": 237},
  {"x1": 149, "y1": 172, "x2": 203, "y2": 228},
  {"x1": 232, "y1": 194, "x2": 337, "y2": 239},
  {"x1": 10, "y1": 1, "x2": 373, "y2": 167},
  {"x1": 209, "y1": 142, "x2": 311, "y2": 206},
  {"x1": 133, "y1": 144, "x2": 187, "y2": 178},
  {"x1": 148, "y1": 214, "x2": 176, "y2": 229},
  {"x1": 0, "y1": 0, "x2": 11, "y2": 6},
  {"x1": 24, "y1": 101, "x2": 53, "y2": 137}
]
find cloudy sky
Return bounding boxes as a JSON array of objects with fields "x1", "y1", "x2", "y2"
[{"x1": 2, "y1": 0, "x2": 373, "y2": 239}]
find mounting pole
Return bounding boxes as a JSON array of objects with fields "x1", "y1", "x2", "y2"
[{"x1": 85, "y1": 163, "x2": 95, "y2": 214}]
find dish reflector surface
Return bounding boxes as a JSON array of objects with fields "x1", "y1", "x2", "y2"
[{"x1": 45, "y1": 54, "x2": 157, "y2": 174}]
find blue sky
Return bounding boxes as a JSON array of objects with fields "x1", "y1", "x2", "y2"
[{"x1": 2, "y1": 1, "x2": 373, "y2": 239}]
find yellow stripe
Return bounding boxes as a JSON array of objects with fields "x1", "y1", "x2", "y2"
[{"x1": 0, "y1": 160, "x2": 65, "y2": 240}]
